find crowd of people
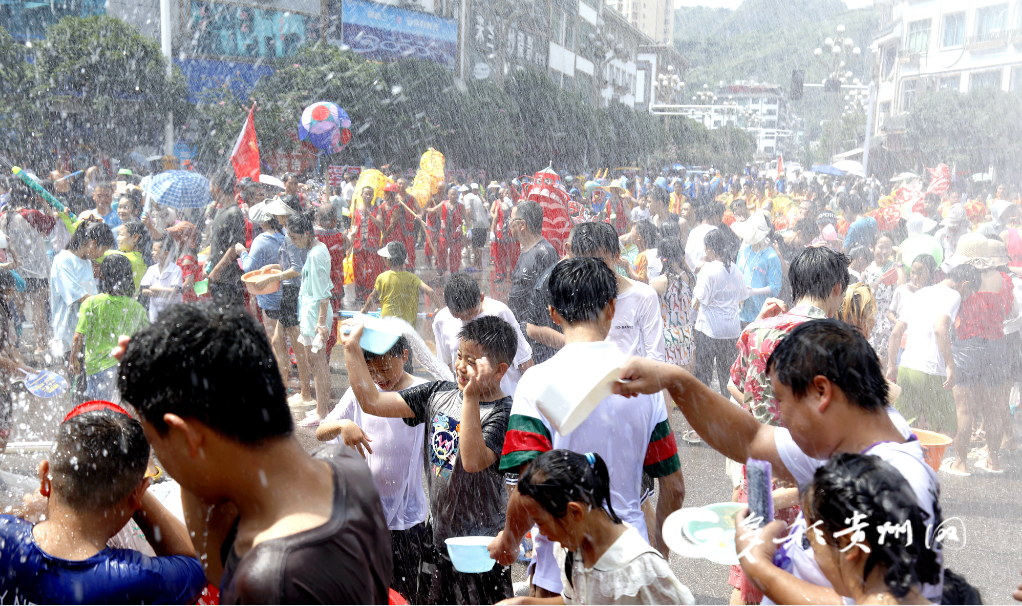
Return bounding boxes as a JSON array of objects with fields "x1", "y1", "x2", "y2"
[{"x1": 0, "y1": 159, "x2": 1019, "y2": 605}]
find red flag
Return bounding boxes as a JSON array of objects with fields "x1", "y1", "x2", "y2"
[
  {"x1": 230, "y1": 104, "x2": 260, "y2": 180},
  {"x1": 776, "y1": 153, "x2": 784, "y2": 178}
]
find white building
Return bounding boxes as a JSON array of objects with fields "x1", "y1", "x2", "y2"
[
  {"x1": 871, "y1": 0, "x2": 1022, "y2": 134},
  {"x1": 605, "y1": 0, "x2": 674, "y2": 43}
]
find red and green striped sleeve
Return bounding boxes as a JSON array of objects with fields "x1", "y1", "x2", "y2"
[
  {"x1": 500, "y1": 414, "x2": 553, "y2": 472},
  {"x1": 643, "y1": 419, "x2": 681, "y2": 477}
]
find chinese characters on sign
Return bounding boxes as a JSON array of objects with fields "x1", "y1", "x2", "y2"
[{"x1": 188, "y1": 0, "x2": 320, "y2": 59}]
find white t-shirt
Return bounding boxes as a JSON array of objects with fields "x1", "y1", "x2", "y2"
[
  {"x1": 693, "y1": 260, "x2": 749, "y2": 339},
  {"x1": 4, "y1": 211, "x2": 49, "y2": 279},
  {"x1": 323, "y1": 378, "x2": 428, "y2": 531},
  {"x1": 431, "y1": 297, "x2": 533, "y2": 396},
  {"x1": 606, "y1": 281, "x2": 666, "y2": 361},
  {"x1": 769, "y1": 408, "x2": 943, "y2": 605},
  {"x1": 512, "y1": 341, "x2": 672, "y2": 593},
  {"x1": 685, "y1": 224, "x2": 717, "y2": 271},
  {"x1": 643, "y1": 249, "x2": 663, "y2": 280},
  {"x1": 341, "y1": 181, "x2": 355, "y2": 203},
  {"x1": 462, "y1": 193, "x2": 489, "y2": 229},
  {"x1": 630, "y1": 206, "x2": 651, "y2": 223},
  {"x1": 898, "y1": 284, "x2": 961, "y2": 376},
  {"x1": 139, "y1": 262, "x2": 183, "y2": 322},
  {"x1": 888, "y1": 283, "x2": 917, "y2": 319}
]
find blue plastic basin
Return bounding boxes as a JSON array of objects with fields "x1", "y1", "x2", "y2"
[{"x1": 445, "y1": 536, "x2": 496, "y2": 573}]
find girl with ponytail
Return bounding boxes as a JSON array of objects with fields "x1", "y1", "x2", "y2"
[{"x1": 509, "y1": 449, "x2": 693, "y2": 605}]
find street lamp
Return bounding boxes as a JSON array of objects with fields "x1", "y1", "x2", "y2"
[
  {"x1": 588, "y1": 20, "x2": 629, "y2": 107},
  {"x1": 652, "y1": 67, "x2": 684, "y2": 104},
  {"x1": 813, "y1": 24, "x2": 862, "y2": 159}
]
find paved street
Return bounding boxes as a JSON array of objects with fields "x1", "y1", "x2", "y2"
[{"x1": 2, "y1": 259, "x2": 1021, "y2": 603}]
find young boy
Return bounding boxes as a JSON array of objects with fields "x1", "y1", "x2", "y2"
[
  {"x1": 0, "y1": 401, "x2": 206, "y2": 604},
  {"x1": 362, "y1": 240, "x2": 436, "y2": 328},
  {"x1": 341, "y1": 314, "x2": 517, "y2": 604},
  {"x1": 118, "y1": 304, "x2": 392, "y2": 604},
  {"x1": 489, "y1": 257, "x2": 686, "y2": 599},
  {"x1": 432, "y1": 272, "x2": 532, "y2": 396},
  {"x1": 316, "y1": 335, "x2": 428, "y2": 603}
]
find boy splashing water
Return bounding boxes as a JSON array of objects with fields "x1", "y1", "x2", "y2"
[{"x1": 342, "y1": 315, "x2": 517, "y2": 604}]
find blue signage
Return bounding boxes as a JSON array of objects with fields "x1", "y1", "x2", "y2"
[
  {"x1": 342, "y1": 0, "x2": 457, "y2": 70},
  {"x1": 175, "y1": 57, "x2": 276, "y2": 103}
]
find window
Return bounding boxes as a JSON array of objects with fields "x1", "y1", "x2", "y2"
[
  {"x1": 1012, "y1": 67, "x2": 1022, "y2": 92},
  {"x1": 941, "y1": 12, "x2": 965, "y2": 47},
  {"x1": 579, "y1": 20, "x2": 595, "y2": 60},
  {"x1": 974, "y1": 4, "x2": 1007, "y2": 39},
  {"x1": 564, "y1": 16, "x2": 575, "y2": 50},
  {"x1": 907, "y1": 19, "x2": 931, "y2": 53},
  {"x1": 551, "y1": 8, "x2": 564, "y2": 45},
  {"x1": 937, "y1": 74, "x2": 960, "y2": 91},
  {"x1": 901, "y1": 78, "x2": 918, "y2": 111},
  {"x1": 970, "y1": 70, "x2": 1001, "y2": 90}
]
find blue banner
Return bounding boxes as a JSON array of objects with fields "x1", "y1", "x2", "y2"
[
  {"x1": 342, "y1": 0, "x2": 457, "y2": 70},
  {"x1": 175, "y1": 57, "x2": 276, "y2": 103}
]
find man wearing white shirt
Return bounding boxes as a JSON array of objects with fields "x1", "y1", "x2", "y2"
[
  {"x1": 685, "y1": 201, "x2": 723, "y2": 272},
  {"x1": 569, "y1": 221, "x2": 665, "y2": 361},
  {"x1": 614, "y1": 319, "x2": 945, "y2": 605},
  {"x1": 432, "y1": 272, "x2": 533, "y2": 396}
]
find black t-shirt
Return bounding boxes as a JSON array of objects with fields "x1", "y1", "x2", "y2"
[
  {"x1": 209, "y1": 206, "x2": 246, "y2": 285},
  {"x1": 508, "y1": 239, "x2": 560, "y2": 364},
  {"x1": 219, "y1": 444, "x2": 392, "y2": 604}
]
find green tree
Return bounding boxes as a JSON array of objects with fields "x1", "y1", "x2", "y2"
[
  {"x1": 33, "y1": 15, "x2": 189, "y2": 155},
  {"x1": 0, "y1": 26, "x2": 42, "y2": 163}
]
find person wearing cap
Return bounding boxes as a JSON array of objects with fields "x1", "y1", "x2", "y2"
[
  {"x1": 978, "y1": 199, "x2": 1020, "y2": 239},
  {"x1": 0, "y1": 401, "x2": 206, "y2": 604},
  {"x1": 934, "y1": 204, "x2": 971, "y2": 262},
  {"x1": 236, "y1": 201, "x2": 288, "y2": 381},
  {"x1": 943, "y1": 234, "x2": 1015, "y2": 474},
  {"x1": 734, "y1": 211, "x2": 783, "y2": 326},
  {"x1": 363, "y1": 240, "x2": 436, "y2": 327}
]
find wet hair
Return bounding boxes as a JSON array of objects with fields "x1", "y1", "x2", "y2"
[
  {"x1": 286, "y1": 211, "x2": 315, "y2": 236},
  {"x1": 456, "y1": 315, "x2": 517, "y2": 368},
  {"x1": 516, "y1": 200, "x2": 544, "y2": 234},
  {"x1": 517, "y1": 450, "x2": 621, "y2": 523},
  {"x1": 789, "y1": 246, "x2": 850, "y2": 302},
  {"x1": 946, "y1": 262, "x2": 979, "y2": 287},
  {"x1": 804, "y1": 453, "x2": 941, "y2": 599},
  {"x1": 848, "y1": 245, "x2": 871, "y2": 265},
  {"x1": 697, "y1": 201, "x2": 725, "y2": 223},
  {"x1": 51, "y1": 411, "x2": 150, "y2": 512},
  {"x1": 99, "y1": 254, "x2": 136, "y2": 297},
  {"x1": 363, "y1": 335, "x2": 409, "y2": 363},
  {"x1": 794, "y1": 217, "x2": 819, "y2": 240},
  {"x1": 67, "y1": 220, "x2": 115, "y2": 252},
  {"x1": 549, "y1": 257, "x2": 617, "y2": 324},
  {"x1": 281, "y1": 171, "x2": 297, "y2": 184},
  {"x1": 0, "y1": 269, "x2": 18, "y2": 292},
  {"x1": 317, "y1": 201, "x2": 337, "y2": 226},
  {"x1": 838, "y1": 282, "x2": 878, "y2": 335},
  {"x1": 123, "y1": 220, "x2": 153, "y2": 266},
  {"x1": 767, "y1": 318, "x2": 887, "y2": 411},
  {"x1": 840, "y1": 191, "x2": 867, "y2": 215},
  {"x1": 279, "y1": 193, "x2": 302, "y2": 215},
  {"x1": 658, "y1": 220, "x2": 681, "y2": 241},
  {"x1": 910, "y1": 254, "x2": 937, "y2": 281},
  {"x1": 92, "y1": 180, "x2": 113, "y2": 194},
  {"x1": 569, "y1": 221, "x2": 619, "y2": 258},
  {"x1": 704, "y1": 227, "x2": 736, "y2": 271},
  {"x1": 659, "y1": 237, "x2": 694, "y2": 284},
  {"x1": 444, "y1": 272, "x2": 482, "y2": 313},
  {"x1": 635, "y1": 220, "x2": 659, "y2": 250},
  {"x1": 210, "y1": 166, "x2": 235, "y2": 196},
  {"x1": 383, "y1": 240, "x2": 407, "y2": 266},
  {"x1": 118, "y1": 304, "x2": 293, "y2": 445},
  {"x1": 651, "y1": 187, "x2": 669, "y2": 207}
]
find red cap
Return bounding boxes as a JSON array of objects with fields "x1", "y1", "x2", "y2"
[
  {"x1": 383, "y1": 183, "x2": 400, "y2": 193},
  {"x1": 63, "y1": 400, "x2": 131, "y2": 423}
]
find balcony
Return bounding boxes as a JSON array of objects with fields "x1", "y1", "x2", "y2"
[{"x1": 966, "y1": 29, "x2": 1020, "y2": 49}]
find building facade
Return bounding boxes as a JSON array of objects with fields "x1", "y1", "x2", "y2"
[
  {"x1": 605, "y1": 0, "x2": 673, "y2": 43},
  {"x1": 870, "y1": 0, "x2": 1022, "y2": 137}
]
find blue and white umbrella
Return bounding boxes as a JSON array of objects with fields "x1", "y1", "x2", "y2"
[{"x1": 140, "y1": 170, "x2": 213, "y2": 209}]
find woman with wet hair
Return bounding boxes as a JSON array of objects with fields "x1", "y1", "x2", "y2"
[
  {"x1": 838, "y1": 281, "x2": 879, "y2": 339},
  {"x1": 799, "y1": 453, "x2": 940, "y2": 605},
  {"x1": 509, "y1": 449, "x2": 693, "y2": 605}
]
